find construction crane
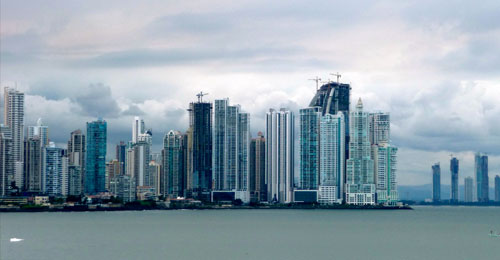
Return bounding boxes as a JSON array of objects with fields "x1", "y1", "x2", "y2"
[
  {"x1": 196, "y1": 91, "x2": 209, "y2": 102},
  {"x1": 330, "y1": 72, "x2": 341, "y2": 84},
  {"x1": 308, "y1": 76, "x2": 321, "y2": 91}
]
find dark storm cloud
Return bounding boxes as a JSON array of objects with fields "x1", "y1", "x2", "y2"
[
  {"x1": 73, "y1": 83, "x2": 121, "y2": 118},
  {"x1": 121, "y1": 104, "x2": 145, "y2": 116}
]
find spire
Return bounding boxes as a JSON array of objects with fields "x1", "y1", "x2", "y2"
[{"x1": 356, "y1": 97, "x2": 363, "y2": 110}]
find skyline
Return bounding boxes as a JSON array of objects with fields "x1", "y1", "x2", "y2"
[{"x1": 2, "y1": 1, "x2": 500, "y2": 186}]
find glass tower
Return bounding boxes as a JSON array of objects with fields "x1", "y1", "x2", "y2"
[
  {"x1": 85, "y1": 119, "x2": 107, "y2": 194},
  {"x1": 432, "y1": 163, "x2": 441, "y2": 202},
  {"x1": 474, "y1": 153, "x2": 488, "y2": 202},
  {"x1": 299, "y1": 107, "x2": 321, "y2": 190},
  {"x1": 450, "y1": 157, "x2": 459, "y2": 203}
]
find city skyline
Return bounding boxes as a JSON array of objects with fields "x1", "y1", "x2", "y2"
[{"x1": 2, "y1": 1, "x2": 500, "y2": 187}]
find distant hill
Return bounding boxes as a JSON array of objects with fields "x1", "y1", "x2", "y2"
[{"x1": 398, "y1": 184, "x2": 495, "y2": 202}]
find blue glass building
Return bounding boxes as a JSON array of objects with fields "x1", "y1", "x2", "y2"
[{"x1": 85, "y1": 119, "x2": 107, "y2": 194}]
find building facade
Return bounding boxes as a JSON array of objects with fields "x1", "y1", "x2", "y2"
[
  {"x1": 450, "y1": 157, "x2": 459, "y2": 203},
  {"x1": 0, "y1": 132, "x2": 13, "y2": 196},
  {"x1": 163, "y1": 130, "x2": 185, "y2": 198},
  {"x1": 23, "y1": 137, "x2": 43, "y2": 193},
  {"x1": 68, "y1": 129, "x2": 85, "y2": 194},
  {"x1": 495, "y1": 175, "x2": 500, "y2": 202},
  {"x1": 432, "y1": 163, "x2": 441, "y2": 202},
  {"x1": 299, "y1": 107, "x2": 321, "y2": 190},
  {"x1": 374, "y1": 143, "x2": 398, "y2": 205},
  {"x1": 265, "y1": 108, "x2": 294, "y2": 203},
  {"x1": 464, "y1": 176, "x2": 474, "y2": 203},
  {"x1": 474, "y1": 153, "x2": 488, "y2": 202},
  {"x1": 42, "y1": 143, "x2": 64, "y2": 196},
  {"x1": 4, "y1": 87, "x2": 25, "y2": 190},
  {"x1": 250, "y1": 132, "x2": 266, "y2": 202},
  {"x1": 27, "y1": 118, "x2": 49, "y2": 147},
  {"x1": 85, "y1": 119, "x2": 107, "y2": 194}
]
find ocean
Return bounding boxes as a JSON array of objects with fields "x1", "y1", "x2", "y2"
[{"x1": 1, "y1": 206, "x2": 499, "y2": 260}]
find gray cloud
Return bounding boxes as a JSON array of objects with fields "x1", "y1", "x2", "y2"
[{"x1": 73, "y1": 83, "x2": 121, "y2": 118}]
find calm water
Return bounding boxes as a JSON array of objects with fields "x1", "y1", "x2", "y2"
[{"x1": 1, "y1": 207, "x2": 499, "y2": 260}]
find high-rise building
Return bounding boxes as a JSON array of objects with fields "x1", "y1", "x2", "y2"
[
  {"x1": 464, "y1": 176, "x2": 474, "y2": 203},
  {"x1": 132, "y1": 116, "x2": 145, "y2": 143},
  {"x1": 186, "y1": 99, "x2": 212, "y2": 201},
  {"x1": 0, "y1": 132, "x2": 13, "y2": 196},
  {"x1": 318, "y1": 112, "x2": 345, "y2": 204},
  {"x1": 266, "y1": 108, "x2": 294, "y2": 203},
  {"x1": 299, "y1": 107, "x2": 321, "y2": 190},
  {"x1": 345, "y1": 99, "x2": 375, "y2": 205},
  {"x1": 368, "y1": 112, "x2": 390, "y2": 145},
  {"x1": 133, "y1": 140, "x2": 151, "y2": 187},
  {"x1": 450, "y1": 157, "x2": 459, "y2": 203},
  {"x1": 61, "y1": 153, "x2": 69, "y2": 196},
  {"x1": 474, "y1": 153, "x2": 488, "y2": 202},
  {"x1": 116, "y1": 141, "x2": 127, "y2": 175},
  {"x1": 68, "y1": 129, "x2": 85, "y2": 194},
  {"x1": 110, "y1": 174, "x2": 136, "y2": 203},
  {"x1": 495, "y1": 175, "x2": 500, "y2": 202},
  {"x1": 4, "y1": 87, "x2": 25, "y2": 190},
  {"x1": 42, "y1": 143, "x2": 64, "y2": 196},
  {"x1": 23, "y1": 137, "x2": 43, "y2": 193},
  {"x1": 148, "y1": 161, "x2": 161, "y2": 196},
  {"x1": 212, "y1": 99, "x2": 250, "y2": 196},
  {"x1": 27, "y1": 118, "x2": 49, "y2": 147},
  {"x1": 374, "y1": 143, "x2": 398, "y2": 205},
  {"x1": 432, "y1": 163, "x2": 441, "y2": 202},
  {"x1": 309, "y1": 82, "x2": 351, "y2": 117},
  {"x1": 85, "y1": 119, "x2": 107, "y2": 194},
  {"x1": 250, "y1": 132, "x2": 266, "y2": 202},
  {"x1": 163, "y1": 130, "x2": 185, "y2": 198},
  {"x1": 106, "y1": 160, "x2": 121, "y2": 190}
]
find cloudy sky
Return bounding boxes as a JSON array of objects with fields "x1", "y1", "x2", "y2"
[{"x1": 2, "y1": 0, "x2": 500, "y2": 187}]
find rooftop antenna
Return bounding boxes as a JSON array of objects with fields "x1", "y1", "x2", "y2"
[
  {"x1": 308, "y1": 76, "x2": 321, "y2": 91},
  {"x1": 330, "y1": 72, "x2": 341, "y2": 85},
  {"x1": 196, "y1": 91, "x2": 209, "y2": 103}
]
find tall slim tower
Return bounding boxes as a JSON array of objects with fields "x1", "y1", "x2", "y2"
[
  {"x1": 187, "y1": 98, "x2": 212, "y2": 200},
  {"x1": 250, "y1": 132, "x2": 266, "y2": 202},
  {"x1": 116, "y1": 141, "x2": 127, "y2": 175},
  {"x1": 162, "y1": 130, "x2": 185, "y2": 198},
  {"x1": 299, "y1": 106, "x2": 321, "y2": 190},
  {"x1": 450, "y1": 157, "x2": 459, "y2": 203},
  {"x1": 494, "y1": 175, "x2": 500, "y2": 202},
  {"x1": 4, "y1": 87, "x2": 25, "y2": 189},
  {"x1": 266, "y1": 108, "x2": 294, "y2": 203},
  {"x1": 23, "y1": 137, "x2": 43, "y2": 193},
  {"x1": 474, "y1": 153, "x2": 488, "y2": 202},
  {"x1": 132, "y1": 116, "x2": 145, "y2": 143},
  {"x1": 0, "y1": 132, "x2": 13, "y2": 196},
  {"x1": 464, "y1": 176, "x2": 474, "y2": 203},
  {"x1": 43, "y1": 143, "x2": 64, "y2": 196},
  {"x1": 432, "y1": 163, "x2": 441, "y2": 203},
  {"x1": 345, "y1": 99, "x2": 375, "y2": 205},
  {"x1": 68, "y1": 129, "x2": 86, "y2": 194},
  {"x1": 85, "y1": 119, "x2": 107, "y2": 194},
  {"x1": 318, "y1": 112, "x2": 345, "y2": 204}
]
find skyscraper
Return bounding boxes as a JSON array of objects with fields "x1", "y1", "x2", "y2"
[
  {"x1": 0, "y1": 131, "x2": 13, "y2": 196},
  {"x1": 474, "y1": 152, "x2": 488, "y2": 202},
  {"x1": 432, "y1": 163, "x2": 441, "y2": 203},
  {"x1": 163, "y1": 130, "x2": 185, "y2": 198},
  {"x1": 345, "y1": 99, "x2": 375, "y2": 205},
  {"x1": 309, "y1": 82, "x2": 351, "y2": 117},
  {"x1": 85, "y1": 119, "x2": 107, "y2": 194},
  {"x1": 23, "y1": 137, "x2": 43, "y2": 193},
  {"x1": 43, "y1": 143, "x2": 64, "y2": 196},
  {"x1": 116, "y1": 141, "x2": 127, "y2": 175},
  {"x1": 68, "y1": 129, "x2": 86, "y2": 194},
  {"x1": 133, "y1": 139, "x2": 151, "y2": 187},
  {"x1": 186, "y1": 99, "x2": 212, "y2": 201},
  {"x1": 450, "y1": 157, "x2": 459, "y2": 203},
  {"x1": 105, "y1": 159, "x2": 121, "y2": 190},
  {"x1": 212, "y1": 99, "x2": 250, "y2": 196},
  {"x1": 266, "y1": 108, "x2": 294, "y2": 203},
  {"x1": 464, "y1": 176, "x2": 474, "y2": 203},
  {"x1": 132, "y1": 116, "x2": 145, "y2": 143},
  {"x1": 495, "y1": 175, "x2": 500, "y2": 202},
  {"x1": 374, "y1": 143, "x2": 398, "y2": 205},
  {"x1": 250, "y1": 132, "x2": 266, "y2": 202},
  {"x1": 27, "y1": 118, "x2": 49, "y2": 147},
  {"x1": 368, "y1": 112, "x2": 390, "y2": 145},
  {"x1": 4, "y1": 87, "x2": 25, "y2": 190},
  {"x1": 318, "y1": 112, "x2": 345, "y2": 204},
  {"x1": 299, "y1": 107, "x2": 321, "y2": 190}
]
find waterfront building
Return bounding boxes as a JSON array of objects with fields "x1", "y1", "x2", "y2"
[
  {"x1": 42, "y1": 143, "x2": 64, "y2": 196},
  {"x1": 27, "y1": 118, "x2": 49, "y2": 147},
  {"x1": 85, "y1": 119, "x2": 107, "y2": 194},
  {"x1": 299, "y1": 107, "x2": 321, "y2": 190},
  {"x1": 163, "y1": 130, "x2": 185, "y2": 198},
  {"x1": 61, "y1": 154, "x2": 69, "y2": 196},
  {"x1": 212, "y1": 99, "x2": 250, "y2": 201},
  {"x1": 110, "y1": 174, "x2": 136, "y2": 202},
  {"x1": 132, "y1": 116, "x2": 145, "y2": 143},
  {"x1": 116, "y1": 141, "x2": 127, "y2": 175},
  {"x1": 186, "y1": 98, "x2": 212, "y2": 201},
  {"x1": 345, "y1": 99, "x2": 375, "y2": 205},
  {"x1": 374, "y1": 143, "x2": 398, "y2": 205},
  {"x1": 133, "y1": 139, "x2": 151, "y2": 187},
  {"x1": 450, "y1": 157, "x2": 459, "y2": 203},
  {"x1": 106, "y1": 160, "x2": 121, "y2": 190},
  {"x1": 266, "y1": 108, "x2": 294, "y2": 203},
  {"x1": 148, "y1": 161, "x2": 161, "y2": 195},
  {"x1": 23, "y1": 137, "x2": 43, "y2": 193},
  {"x1": 464, "y1": 176, "x2": 474, "y2": 203},
  {"x1": 495, "y1": 175, "x2": 500, "y2": 202},
  {"x1": 474, "y1": 153, "x2": 488, "y2": 202},
  {"x1": 0, "y1": 132, "x2": 13, "y2": 196},
  {"x1": 4, "y1": 87, "x2": 25, "y2": 190},
  {"x1": 368, "y1": 112, "x2": 390, "y2": 145},
  {"x1": 318, "y1": 112, "x2": 345, "y2": 204},
  {"x1": 250, "y1": 132, "x2": 266, "y2": 202},
  {"x1": 68, "y1": 130, "x2": 85, "y2": 194},
  {"x1": 432, "y1": 163, "x2": 441, "y2": 202}
]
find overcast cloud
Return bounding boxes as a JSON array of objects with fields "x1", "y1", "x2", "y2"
[{"x1": 2, "y1": 0, "x2": 500, "y2": 186}]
